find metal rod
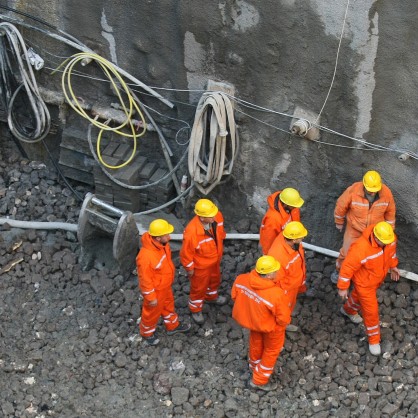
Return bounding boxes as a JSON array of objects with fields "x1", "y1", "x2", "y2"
[{"x1": 91, "y1": 196, "x2": 125, "y2": 217}]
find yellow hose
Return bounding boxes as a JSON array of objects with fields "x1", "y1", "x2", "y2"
[{"x1": 56, "y1": 52, "x2": 147, "y2": 169}]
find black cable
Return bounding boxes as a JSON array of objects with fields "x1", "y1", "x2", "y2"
[
  {"x1": 0, "y1": 4, "x2": 85, "y2": 47},
  {"x1": 0, "y1": 4, "x2": 57, "y2": 30},
  {"x1": 41, "y1": 138, "x2": 84, "y2": 202},
  {"x1": 0, "y1": 35, "x2": 28, "y2": 157}
]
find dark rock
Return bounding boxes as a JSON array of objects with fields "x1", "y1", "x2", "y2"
[
  {"x1": 395, "y1": 282, "x2": 410, "y2": 296},
  {"x1": 381, "y1": 402, "x2": 399, "y2": 416},
  {"x1": 153, "y1": 372, "x2": 172, "y2": 395},
  {"x1": 90, "y1": 276, "x2": 114, "y2": 295},
  {"x1": 171, "y1": 387, "x2": 189, "y2": 405},
  {"x1": 235, "y1": 218, "x2": 250, "y2": 233}
]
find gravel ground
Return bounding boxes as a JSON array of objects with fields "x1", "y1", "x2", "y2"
[{"x1": 1, "y1": 137, "x2": 417, "y2": 418}]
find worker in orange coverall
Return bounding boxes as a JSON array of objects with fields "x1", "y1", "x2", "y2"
[
  {"x1": 180, "y1": 199, "x2": 226, "y2": 325},
  {"x1": 231, "y1": 255, "x2": 290, "y2": 392},
  {"x1": 259, "y1": 187, "x2": 304, "y2": 255},
  {"x1": 268, "y1": 221, "x2": 308, "y2": 332},
  {"x1": 331, "y1": 170, "x2": 396, "y2": 283},
  {"x1": 137, "y1": 219, "x2": 191, "y2": 346},
  {"x1": 337, "y1": 221, "x2": 400, "y2": 356}
]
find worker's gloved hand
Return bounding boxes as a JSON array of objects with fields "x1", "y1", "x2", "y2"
[
  {"x1": 338, "y1": 289, "x2": 348, "y2": 300},
  {"x1": 187, "y1": 270, "x2": 194, "y2": 278},
  {"x1": 336, "y1": 224, "x2": 344, "y2": 232},
  {"x1": 390, "y1": 267, "x2": 400, "y2": 282},
  {"x1": 148, "y1": 299, "x2": 158, "y2": 307}
]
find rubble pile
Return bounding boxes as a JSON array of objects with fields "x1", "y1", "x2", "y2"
[{"x1": 0, "y1": 137, "x2": 417, "y2": 417}]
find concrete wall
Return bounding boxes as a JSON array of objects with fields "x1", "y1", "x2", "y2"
[{"x1": 2, "y1": 0, "x2": 417, "y2": 270}]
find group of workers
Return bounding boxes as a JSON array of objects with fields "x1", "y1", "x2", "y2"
[{"x1": 136, "y1": 170, "x2": 400, "y2": 392}]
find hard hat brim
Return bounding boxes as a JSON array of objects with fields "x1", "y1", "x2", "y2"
[
  {"x1": 150, "y1": 223, "x2": 174, "y2": 236},
  {"x1": 293, "y1": 197, "x2": 304, "y2": 208},
  {"x1": 364, "y1": 185, "x2": 381, "y2": 193},
  {"x1": 194, "y1": 206, "x2": 218, "y2": 217}
]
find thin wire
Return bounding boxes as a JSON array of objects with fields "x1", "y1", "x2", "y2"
[
  {"x1": 174, "y1": 126, "x2": 191, "y2": 146},
  {"x1": 226, "y1": 93, "x2": 295, "y2": 118},
  {"x1": 315, "y1": 0, "x2": 350, "y2": 123},
  {"x1": 24, "y1": 38, "x2": 72, "y2": 60},
  {"x1": 27, "y1": 42, "x2": 418, "y2": 159},
  {"x1": 45, "y1": 61, "x2": 416, "y2": 158},
  {"x1": 7, "y1": 9, "x2": 417, "y2": 159},
  {"x1": 235, "y1": 108, "x2": 293, "y2": 135}
]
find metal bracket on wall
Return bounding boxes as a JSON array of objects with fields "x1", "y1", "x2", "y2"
[
  {"x1": 290, "y1": 106, "x2": 320, "y2": 141},
  {"x1": 77, "y1": 193, "x2": 139, "y2": 277}
]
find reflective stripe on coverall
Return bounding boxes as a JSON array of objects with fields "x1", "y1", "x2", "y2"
[
  {"x1": 231, "y1": 270, "x2": 291, "y2": 385},
  {"x1": 337, "y1": 225, "x2": 398, "y2": 344},
  {"x1": 136, "y1": 232, "x2": 179, "y2": 336},
  {"x1": 334, "y1": 182, "x2": 396, "y2": 268},
  {"x1": 267, "y1": 233, "x2": 306, "y2": 313},
  {"x1": 180, "y1": 212, "x2": 226, "y2": 312},
  {"x1": 259, "y1": 190, "x2": 301, "y2": 255}
]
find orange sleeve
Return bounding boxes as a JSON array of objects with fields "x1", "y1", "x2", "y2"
[
  {"x1": 291, "y1": 208, "x2": 301, "y2": 222},
  {"x1": 337, "y1": 244, "x2": 364, "y2": 290},
  {"x1": 137, "y1": 252, "x2": 157, "y2": 302},
  {"x1": 231, "y1": 281, "x2": 237, "y2": 301},
  {"x1": 180, "y1": 228, "x2": 196, "y2": 271},
  {"x1": 388, "y1": 240, "x2": 399, "y2": 269},
  {"x1": 274, "y1": 294, "x2": 291, "y2": 327},
  {"x1": 334, "y1": 186, "x2": 353, "y2": 225},
  {"x1": 216, "y1": 212, "x2": 226, "y2": 240},
  {"x1": 384, "y1": 189, "x2": 396, "y2": 228},
  {"x1": 260, "y1": 213, "x2": 280, "y2": 254}
]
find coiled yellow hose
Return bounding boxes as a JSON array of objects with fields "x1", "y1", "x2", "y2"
[{"x1": 56, "y1": 52, "x2": 147, "y2": 169}]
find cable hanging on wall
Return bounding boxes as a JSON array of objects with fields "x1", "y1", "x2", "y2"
[
  {"x1": 0, "y1": 22, "x2": 51, "y2": 143},
  {"x1": 188, "y1": 91, "x2": 239, "y2": 195},
  {"x1": 55, "y1": 52, "x2": 148, "y2": 170}
]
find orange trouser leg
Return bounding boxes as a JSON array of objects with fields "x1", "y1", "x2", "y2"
[
  {"x1": 206, "y1": 261, "x2": 222, "y2": 301},
  {"x1": 140, "y1": 287, "x2": 179, "y2": 337},
  {"x1": 188, "y1": 266, "x2": 213, "y2": 313},
  {"x1": 336, "y1": 224, "x2": 362, "y2": 269},
  {"x1": 286, "y1": 288, "x2": 299, "y2": 314},
  {"x1": 343, "y1": 289, "x2": 362, "y2": 315},
  {"x1": 344, "y1": 286, "x2": 380, "y2": 344},
  {"x1": 161, "y1": 288, "x2": 179, "y2": 332},
  {"x1": 249, "y1": 327, "x2": 286, "y2": 386}
]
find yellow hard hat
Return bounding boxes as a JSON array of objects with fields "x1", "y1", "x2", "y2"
[
  {"x1": 363, "y1": 171, "x2": 382, "y2": 192},
  {"x1": 149, "y1": 219, "x2": 174, "y2": 237},
  {"x1": 194, "y1": 199, "x2": 218, "y2": 217},
  {"x1": 255, "y1": 255, "x2": 281, "y2": 275},
  {"x1": 373, "y1": 221, "x2": 395, "y2": 244},
  {"x1": 279, "y1": 188, "x2": 304, "y2": 208},
  {"x1": 283, "y1": 221, "x2": 308, "y2": 240}
]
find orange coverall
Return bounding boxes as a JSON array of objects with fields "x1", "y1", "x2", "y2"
[
  {"x1": 337, "y1": 225, "x2": 398, "y2": 344},
  {"x1": 231, "y1": 270, "x2": 291, "y2": 385},
  {"x1": 136, "y1": 232, "x2": 179, "y2": 337},
  {"x1": 259, "y1": 190, "x2": 301, "y2": 255},
  {"x1": 180, "y1": 211, "x2": 226, "y2": 312},
  {"x1": 334, "y1": 182, "x2": 396, "y2": 268},
  {"x1": 268, "y1": 233, "x2": 306, "y2": 312}
]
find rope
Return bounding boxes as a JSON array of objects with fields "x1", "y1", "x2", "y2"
[
  {"x1": 188, "y1": 91, "x2": 239, "y2": 195},
  {"x1": 54, "y1": 52, "x2": 148, "y2": 170},
  {"x1": 315, "y1": 0, "x2": 351, "y2": 123},
  {"x1": 0, "y1": 22, "x2": 51, "y2": 143}
]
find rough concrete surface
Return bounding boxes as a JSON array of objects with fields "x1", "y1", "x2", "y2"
[
  {"x1": 1, "y1": 133, "x2": 418, "y2": 418},
  {"x1": 1, "y1": 0, "x2": 415, "y2": 269}
]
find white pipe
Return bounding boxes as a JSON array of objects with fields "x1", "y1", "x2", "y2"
[
  {"x1": 1, "y1": 218, "x2": 417, "y2": 282},
  {"x1": 167, "y1": 231, "x2": 418, "y2": 282},
  {"x1": 0, "y1": 218, "x2": 78, "y2": 232}
]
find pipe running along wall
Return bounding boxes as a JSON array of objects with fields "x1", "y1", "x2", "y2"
[{"x1": 0, "y1": 217, "x2": 416, "y2": 282}]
